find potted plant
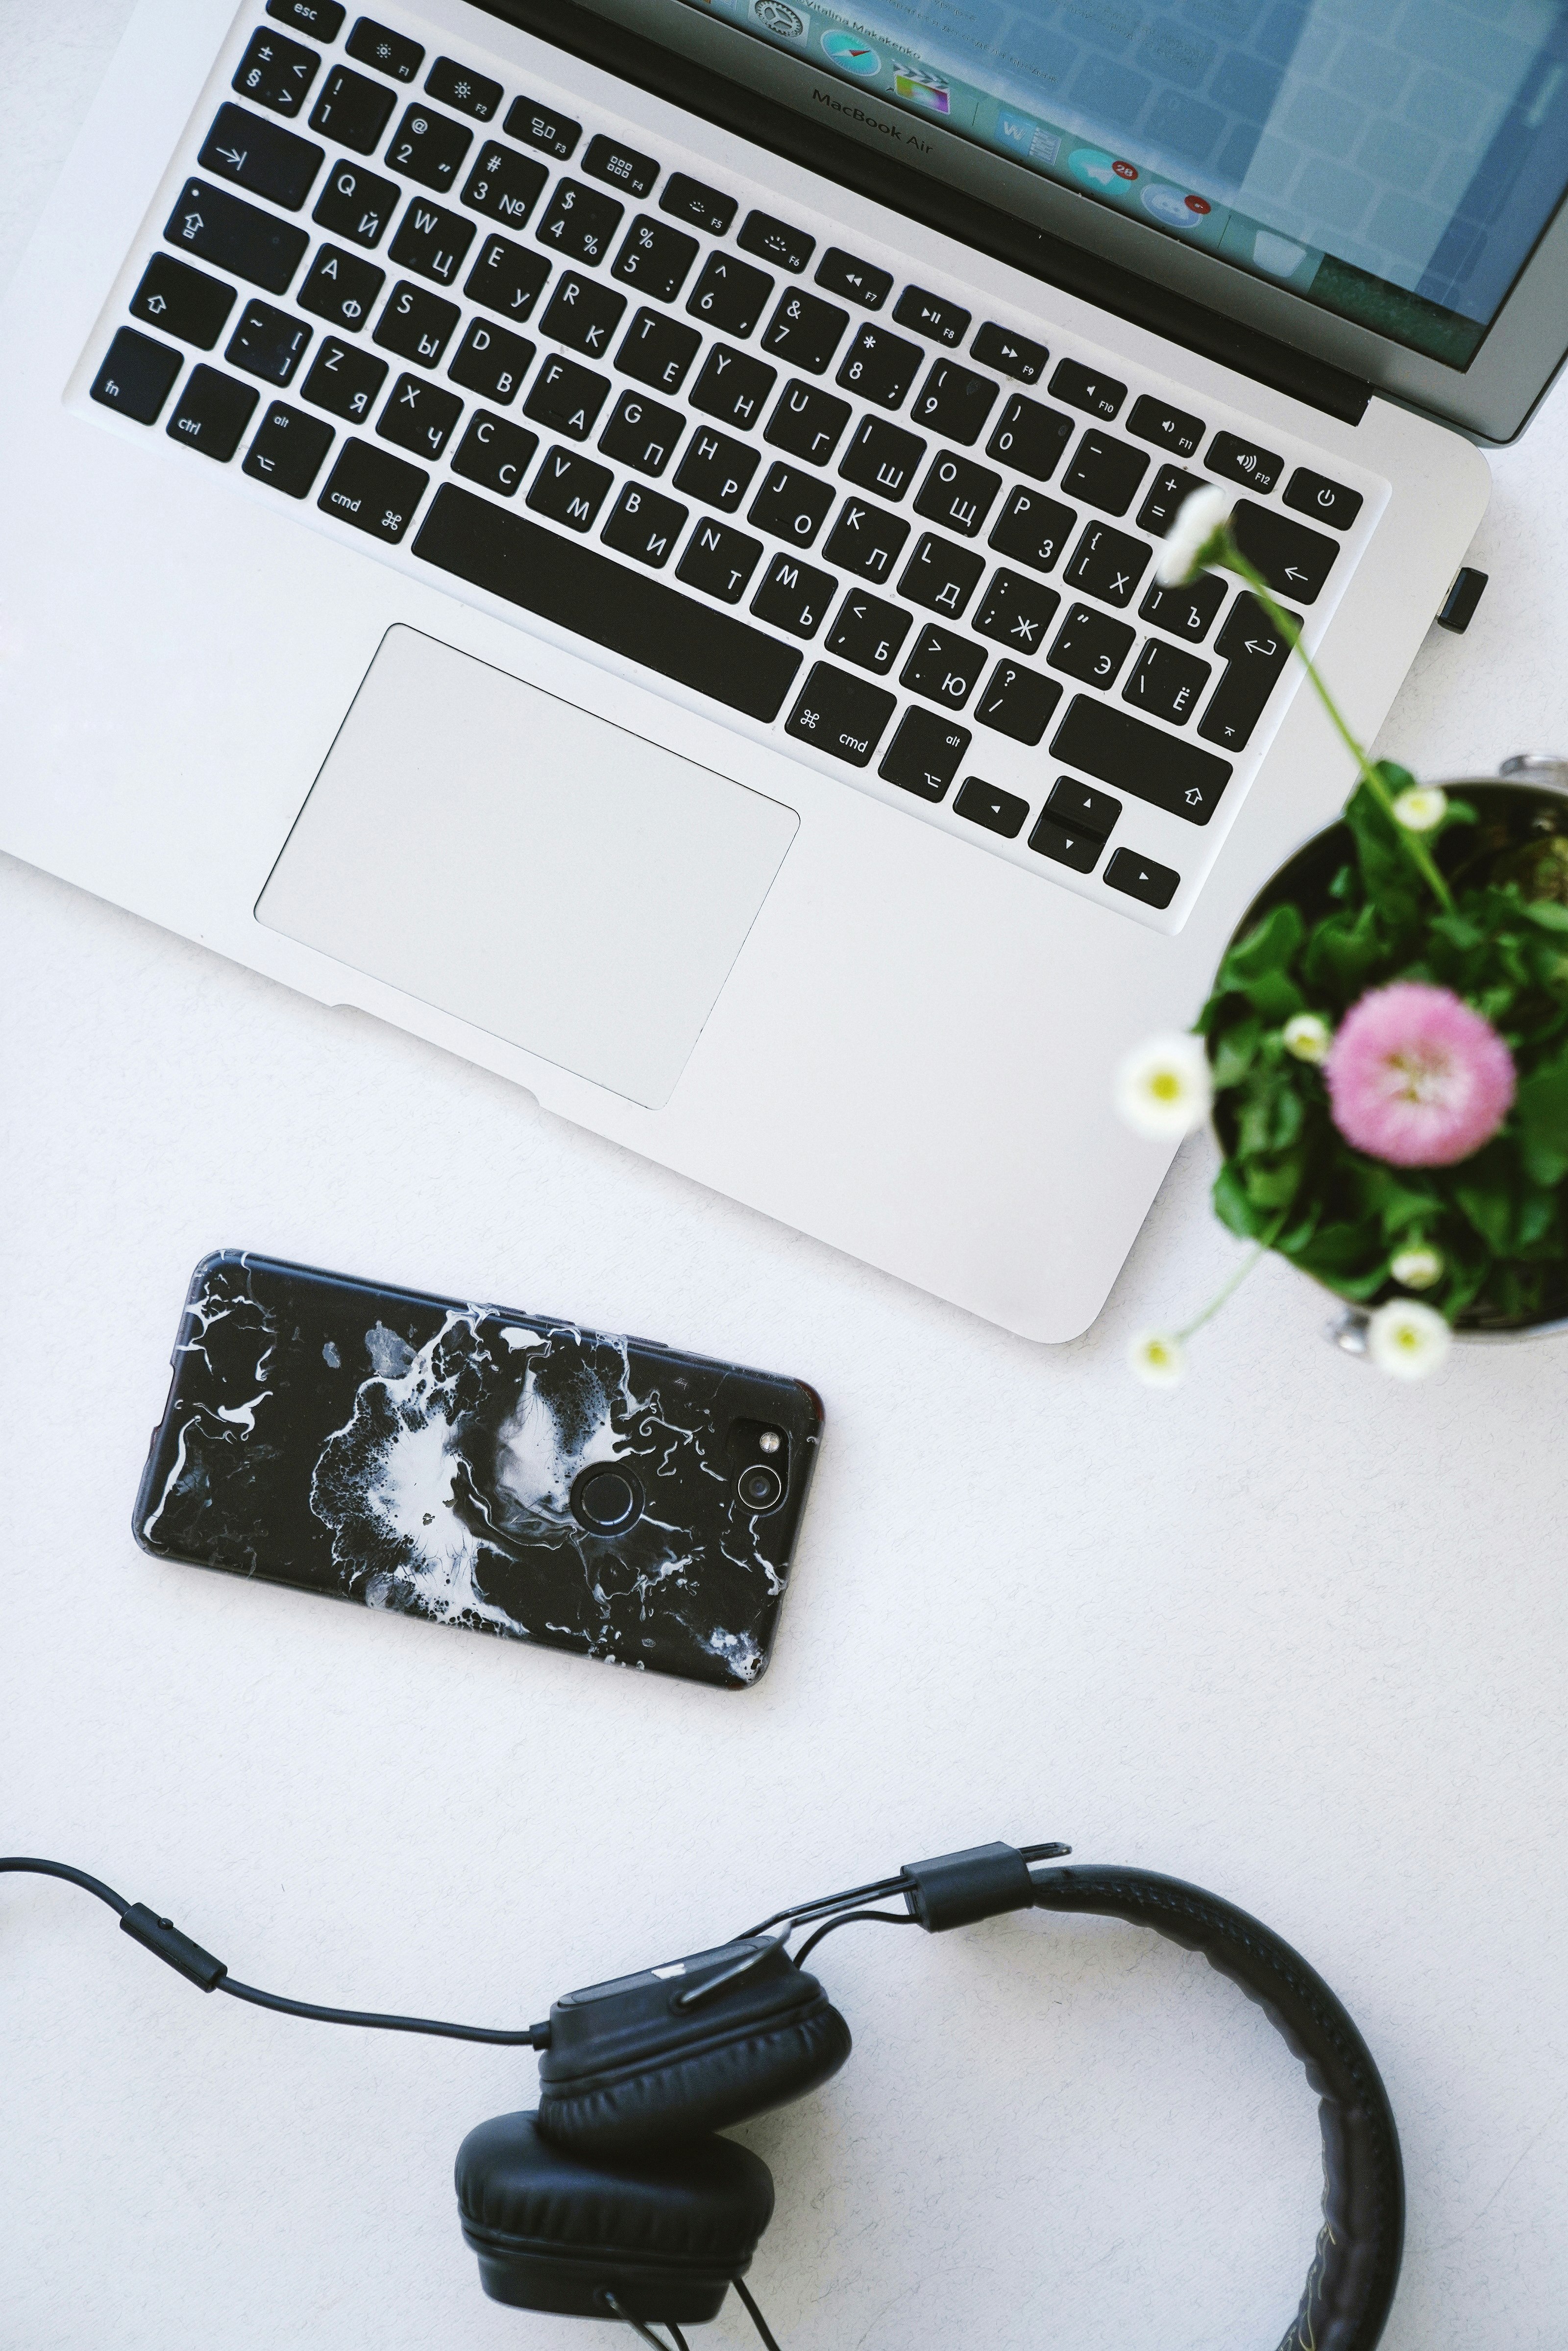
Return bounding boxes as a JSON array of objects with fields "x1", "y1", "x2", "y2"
[{"x1": 1117, "y1": 491, "x2": 1568, "y2": 1384}]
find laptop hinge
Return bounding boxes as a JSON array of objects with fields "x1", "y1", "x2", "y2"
[{"x1": 474, "y1": 0, "x2": 1371, "y2": 430}]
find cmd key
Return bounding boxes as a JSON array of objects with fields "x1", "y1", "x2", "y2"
[{"x1": 163, "y1": 178, "x2": 309, "y2": 294}]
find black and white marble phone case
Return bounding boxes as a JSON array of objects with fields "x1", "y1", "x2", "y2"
[{"x1": 134, "y1": 1252, "x2": 823, "y2": 1690}]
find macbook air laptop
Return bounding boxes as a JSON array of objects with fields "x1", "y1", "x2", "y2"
[{"x1": 2, "y1": 0, "x2": 1562, "y2": 1340}]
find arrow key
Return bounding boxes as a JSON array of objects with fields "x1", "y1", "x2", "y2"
[
  {"x1": 129, "y1": 254, "x2": 236, "y2": 350},
  {"x1": 1029, "y1": 815, "x2": 1103, "y2": 874},
  {"x1": 198, "y1": 101, "x2": 323, "y2": 209},
  {"x1": 1230, "y1": 497, "x2": 1339, "y2": 603},
  {"x1": 1105, "y1": 847, "x2": 1180, "y2": 909}
]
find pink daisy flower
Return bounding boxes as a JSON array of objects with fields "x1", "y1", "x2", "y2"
[{"x1": 1324, "y1": 981, "x2": 1516, "y2": 1168}]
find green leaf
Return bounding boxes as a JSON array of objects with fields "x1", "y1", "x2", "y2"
[
  {"x1": 1219, "y1": 902, "x2": 1305, "y2": 986},
  {"x1": 1523, "y1": 899, "x2": 1568, "y2": 934},
  {"x1": 1454, "y1": 1159, "x2": 1517, "y2": 1253},
  {"x1": 1210, "y1": 1018, "x2": 1263, "y2": 1089},
  {"x1": 1212, "y1": 1159, "x2": 1269, "y2": 1239},
  {"x1": 1514, "y1": 1048, "x2": 1568, "y2": 1186},
  {"x1": 1243, "y1": 970, "x2": 1306, "y2": 1023}
]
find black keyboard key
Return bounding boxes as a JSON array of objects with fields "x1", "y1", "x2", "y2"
[
  {"x1": 1046, "y1": 776, "x2": 1121, "y2": 835},
  {"x1": 893, "y1": 285, "x2": 969, "y2": 345},
  {"x1": 310, "y1": 65, "x2": 395, "y2": 153},
  {"x1": 1063, "y1": 520, "x2": 1149, "y2": 607},
  {"x1": 447, "y1": 316, "x2": 534, "y2": 404},
  {"x1": 1052, "y1": 696, "x2": 1231, "y2": 824},
  {"x1": 617, "y1": 307, "x2": 703, "y2": 395},
  {"x1": 1207, "y1": 431, "x2": 1281, "y2": 492},
  {"x1": 345, "y1": 18, "x2": 422, "y2": 81},
  {"x1": 1049, "y1": 358, "x2": 1125, "y2": 419},
  {"x1": 766, "y1": 379, "x2": 850, "y2": 465},
  {"x1": 821, "y1": 496, "x2": 908, "y2": 585},
  {"x1": 537, "y1": 180, "x2": 623, "y2": 265},
  {"x1": 167, "y1": 364, "x2": 259, "y2": 460},
  {"x1": 1231, "y1": 499, "x2": 1338, "y2": 603},
  {"x1": 199, "y1": 103, "x2": 322, "y2": 208},
  {"x1": 232, "y1": 27, "x2": 319, "y2": 118},
  {"x1": 827, "y1": 588, "x2": 910, "y2": 675},
  {"x1": 900, "y1": 533, "x2": 984, "y2": 619},
  {"x1": 835, "y1": 322, "x2": 923, "y2": 410},
  {"x1": 524, "y1": 353, "x2": 611, "y2": 439},
  {"x1": 298, "y1": 243, "x2": 384, "y2": 331},
  {"x1": 689, "y1": 343, "x2": 776, "y2": 430},
  {"x1": 909, "y1": 359, "x2": 998, "y2": 447},
  {"x1": 505, "y1": 97, "x2": 580, "y2": 160},
  {"x1": 762, "y1": 289, "x2": 848, "y2": 374},
  {"x1": 750, "y1": 460, "x2": 834, "y2": 546},
  {"x1": 163, "y1": 179, "x2": 308, "y2": 294},
  {"x1": 129, "y1": 254, "x2": 235, "y2": 350},
  {"x1": 462, "y1": 141, "x2": 548, "y2": 229},
  {"x1": 378, "y1": 369, "x2": 462, "y2": 458},
  {"x1": 661, "y1": 173, "x2": 735, "y2": 237},
  {"x1": 1137, "y1": 463, "x2": 1202, "y2": 539},
  {"x1": 752, "y1": 552, "x2": 834, "y2": 637},
  {"x1": 225, "y1": 297, "x2": 312, "y2": 385},
  {"x1": 901, "y1": 625, "x2": 986, "y2": 709},
  {"x1": 416, "y1": 485, "x2": 801, "y2": 715},
  {"x1": 320, "y1": 430, "x2": 428, "y2": 536},
  {"x1": 1029, "y1": 815, "x2": 1103, "y2": 874},
  {"x1": 1127, "y1": 394, "x2": 1204, "y2": 459},
  {"x1": 1198, "y1": 591, "x2": 1298, "y2": 752},
  {"x1": 602, "y1": 480, "x2": 687, "y2": 568},
  {"x1": 1140, "y1": 572, "x2": 1227, "y2": 644},
  {"x1": 914, "y1": 451, "x2": 1001, "y2": 538},
  {"x1": 673, "y1": 425, "x2": 758, "y2": 510},
  {"x1": 954, "y1": 776, "x2": 1029, "y2": 839},
  {"x1": 986, "y1": 393, "x2": 1072, "y2": 481},
  {"x1": 541, "y1": 270, "x2": 626, "y2": 359},
  {"x1": 974, "y1": 569, "x2": 1059, "y2": 658},
  {"x1": 988, "y1": 485, "x2": 1075, "y2": 573},
  {"x1": 268, "y1": 0, "x2": 345, "y2": 35},
  {"x1": 386, "y1": 104, "x2": 472, "y2": 194},
  {"x1": 599, "y1": 389, "x2": 684, "y2": 474},
  {"x1": 91, "y1": 327, "x2": 181, "y2": 423},
  {"x1": 313, "y1": 158, "x2": 398, "y2": 245},
  {"x1": 879, "y1": 707, "x2": 969, "y2": 799},
  {"x1": 815, "y1": 248, "x2": 891, "y2": 309},
  {"x1": 1049, "y1": 603, "x2": 1135, "y2": 688},
  {"x1": 300, "y1": 334, "x2": 386, "y2": 420},
  {"x1": 676, "y1": 517, "x2": 762, "y2": 602},
  {"x1": 424, "y1": 57, "x2": 502, "y2": 122},
  {"x1": 785, "y1": 662, "x2": 896, "y2": 765},
  {"x1": 838, "y1": 414, "x2": 925, "y2": 501},
  {"x1": 1105, "y1": 847, "x2": 1179, "y2": 908},
  {"x1": 1123, "y1": 639, "x2": 1210, "y2": 725},
  {"x1": 613, "y1": 216, "x2": 698, "y2": 303},
  {"x1": 466, "y1": 233, "x2": 550, "y2": 323},
  {"x1": 686, "y1": 250, "x2": 773, "y2": 338},
  {"x1": 450, "y1": 412, "x2": 537, "y2": 498},
  {"x1": 1060, "y1": 430, "x2": 1149, "y2": 518},
  {"x1": 1284, "y1": 466, "x2": 1363, "y2": 531},
  {"x1": 738, "y1": 211, "x2": 812, "y2": 271},
  {"x1": 527, "y1": 444, "x2": 613, "y2": 531},
  {"x1": 972, "y1": 322, "x2": 1046, "y2": 382},
  {"x1": 373, "y1": 279, "x2": 460, "y2": 365},
  {"x1": 388, "y1": 195, "x2": 475, "y2": 287},
  {"x1": 974, "y1": 659, "x2": 1062, "y2": 746},
  {"x1": 584, "y1": 134, "x2": 659, "y2": 199}
]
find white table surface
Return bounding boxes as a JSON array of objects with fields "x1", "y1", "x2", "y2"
[{"x1": 3, "y1": 10, "x2": 1567, "y2": 2349}]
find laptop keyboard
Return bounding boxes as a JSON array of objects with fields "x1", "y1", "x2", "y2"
[{"x1": 79, "y1": 3, "x2": 1381, "y2": 931}]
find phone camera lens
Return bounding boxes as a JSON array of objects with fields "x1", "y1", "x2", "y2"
[
  {"x1": 573, "y1": 1468, "x2": 642, "y2": 1533},
  {"x1": 736, "y1": 1462, "x2": 784, "y2": 1513}
]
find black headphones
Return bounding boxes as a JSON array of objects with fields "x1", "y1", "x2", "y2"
[{"x1": 4, "y1": 1839, "x2": 1403, "y2": 2350}]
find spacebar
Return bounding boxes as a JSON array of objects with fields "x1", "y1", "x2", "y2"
[{"x1": 411, "y1": 486, "x2": 802, "y2": 724}]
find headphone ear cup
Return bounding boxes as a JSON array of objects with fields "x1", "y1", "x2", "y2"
[{"x1": 456, "y1": 2110, "x2": 774, "y2": 2325}]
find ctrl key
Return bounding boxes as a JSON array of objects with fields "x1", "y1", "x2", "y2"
[
  {"x1": 1104, "y1": 846, "x2": 1179, "y2": 910},
  {"x1": 317, "y1": 437, "x2": 429, "y2": 540},
  {"x1": 785, "y1": 661, "x2": 895, "y2": 767},
  {"x1": 243, "y1": 400, "x2": 335, "y2": 496},
  {"x1": 91, "y1": 327, "x2": 182, "y2": 423}
]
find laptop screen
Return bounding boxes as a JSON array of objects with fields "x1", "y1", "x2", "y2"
[{"x1": 669, "y1": 0, "x2": 1568, "y2": 370}]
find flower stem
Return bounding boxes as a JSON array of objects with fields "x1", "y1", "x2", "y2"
[
  {"x1": 1176, "y1": 1211, "x2": 1287, "y2": 1342},
  {"x1": 1220, "y1": 541, "x2": 1453, "y2": 913}
]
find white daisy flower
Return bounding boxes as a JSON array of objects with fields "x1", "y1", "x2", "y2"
[
  {"x1": 1392, "y1": 784, "x2": 1447, "y2": 833},
  {"x1": 1282, "y1": 1011, "x2": 1332, "y2": 1063},
  {"x1": 1114, "y1": 1031, "x2": 1213, "y2": 1139},
  {"x1": 1366, "y1": 1298, "x2": 1451, "y2": 1379},
  {"x1": 1390, "y1": 1244, "x2": 1444, "y2": 1291},
  {"x1": 1129, "y1": 1329, "x2": 1185, "y2": 1386},
  {"x1": 1154, "y1": 485, "x2": 1234, "y2": 586}
]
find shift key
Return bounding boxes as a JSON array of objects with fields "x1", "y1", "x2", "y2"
[
  {"x1": 1051, "y1": 695, "x2": 1232, "y2": 825},
  {"x1": 163, "y1": 178, "x2": 309, "y2": 294}
]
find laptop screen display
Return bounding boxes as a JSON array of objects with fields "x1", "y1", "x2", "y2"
[{"x1": 675, "y1": 0, "x2": 1568, "y2": 368}]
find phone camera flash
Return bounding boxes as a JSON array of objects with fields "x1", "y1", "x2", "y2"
[{"x1": 758, "y1": 1430, "x2": 782, "y2": 1454}]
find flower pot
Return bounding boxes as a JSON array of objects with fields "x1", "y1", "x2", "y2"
[{"x1": 1216, "y1": 755, "x2": 1568, "y2": 1346}]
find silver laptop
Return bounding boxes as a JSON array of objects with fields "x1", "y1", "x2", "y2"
[{"x1": 3, "y1": 0, "x2": 1559, "y2": 1339}]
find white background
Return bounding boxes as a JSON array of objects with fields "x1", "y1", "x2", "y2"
[{"x1": 3, "y1": 7, "x2": 1567, "y2": 2348}]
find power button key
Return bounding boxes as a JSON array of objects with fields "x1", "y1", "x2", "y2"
[{"x1": 1283, "y1": 466, "x2": 1363, "y2": 530}]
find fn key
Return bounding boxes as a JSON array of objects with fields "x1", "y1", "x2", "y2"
[{"x1": 786, "y1": 662, "x2": 895, "y2": 766}]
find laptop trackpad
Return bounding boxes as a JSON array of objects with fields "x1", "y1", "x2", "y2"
[{"x1": 256, "y1": 626, "x2": 798, "y2": 1109}]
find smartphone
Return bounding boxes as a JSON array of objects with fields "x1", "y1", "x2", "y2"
[{"x1": 134, "y1": 1252, "x2": 823, "y2": 1689}]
